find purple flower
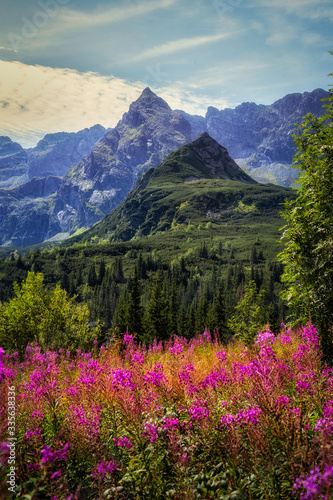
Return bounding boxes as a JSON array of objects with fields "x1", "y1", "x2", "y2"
[
  {"x1": 144, "y1": 363, "x2": 166, "y2": 386},
  {"x1": 123, "y1": 334, "x2": 134, "y2": 345},
  {"x1": 50, "y1": 471, "x2": 61, "y2": 480},
  {"x1": 189, "y1": 403, "x2": 209, "y2": 421},
  {"x1": 255, "y1": 330, "x2": 275, "y2": 346},
  {"x1": 92, "y1": 460, "x2": 117, "y2": 477},
  {"x1": 179, "y1": 364, "x2": 195, "y2": 385},
  {"x1": 114, "y1": 436, "x2": 132, "y2": 449},
  {"x1": 111, "y1": 369, "x2": 135, "y2": 390},
  {"x1": 143, "y1": 423, "x2": 159, "y2": 443},
  {"x1": 201, "y1": 369, "x2": 229, "y2": 389},
  {"x1": 170, "y1": 344, "x2": 184, "y2": 358},
  {"x1": 216, "y1": 350, "x2": 227, "y2": 363},
  {"x1": 293, "y1": 465, "x2": 333, "y2": 500},
  {"x1": 163, "y1": 417, "x2": 179, "y2": 430},
  {"x1": 40, "y1": 443, "x2": 70, "y2": 464}
]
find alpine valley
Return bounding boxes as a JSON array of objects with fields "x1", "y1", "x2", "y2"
[{"x1": 0, "y1": 86, "x2": 328, "y2": 247}]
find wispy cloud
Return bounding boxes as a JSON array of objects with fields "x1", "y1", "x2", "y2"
[
  {"x1": 0, "y1": 59, "x2": 230, "y2": 148},
  {"x1": 258, "y1": 0, "x2": 333, "y2": 20},
  {"x1": 123, "y1": 31, "x2": 238, "y2": 64},
  {"x1": 0, "y1": 46, "x2": 16, "y2": 52},
  {"x1": 0, "y1": 60, "x2": 142, "y2": 147},
  {"x1": 57, "y1": 0, "x2": 178, "y2": 30}
]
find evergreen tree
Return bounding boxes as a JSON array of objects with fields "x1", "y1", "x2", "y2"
[
  {"x1": 127, "y1": 266, "x2": 143, "y2": 337},
  {"x1": 144, "y1": 270, "x2": 168, "y2": 342},
  {"x1": 279, "y1": 68, "x2": 333, "y2": 358}
]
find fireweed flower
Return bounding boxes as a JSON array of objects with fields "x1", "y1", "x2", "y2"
[
  {"x1": 130, "y1": 351, "x2": 145, "y2": 365},
  {"x1": 50, "y1": 471, "x2": 62, "y2": 481},
  {"x1": 315, "y1": 401, "x2": 333, "y2": 435},
  {"x1": 281, "y1": 334, "x2": 292, "y2": 344},
  {"x1": 201, "y1": 369, "x2": 229, "y2": 390},
  {"x1": 92, "y1": 460, "x2": 117, "y2": 477},
  {"x1": 296, "y1": 371, "x2": 316, "y2": 394},
  {"x1": 70, "y1": 404, "x2": 102, "y2": 438},
  {"x1": 40, "y1": 443, "x2": 70, "y2": 464},
  {"x1": 216, "y1": 350, "x2": 227, "y2": 363},
  {"x1": 293, "y1": 465, "x2": 333, "y2": 500},
  {"x1": 111, "y1": 369, "x2": 135, "y2": 390},
  {"x1": 144, "y1": 363, "x2": 166, "y2": 386},
  {"x1": 301, "y1": 324, "x2": 320, "y2": 348},
  {"x1": 203, "y1": 330, "x2": 212, "y2": 342},
  {"x1": 0, "y1": 442, "x2": 10, "y2": 466},
  {"x1": 170, "y1": 344, "x2": 184, "y2": 358},
  {"x1": 189, "y1": 402, "x2": 209, "y2": 421},
  {"x1": 25, "y1": 428, "x2": 42, "y2": 441},
  {"x1": 143, "y1": 423, "x2": 159, "y2": 443},
  {"x1": 163, "y1": 417, "x2": 179, "y2": 430},
  {"x1": 256, "y1": 330, "x2": 275, "y2": 346},
  {"x1": 179, "y1": 364, "x2": 195, "y2": 384},
  {"x1": 123, "y1": 334, "x2": 134, "y2": 345},
  {"x1": 114, "y1": 436, "x2": 132, "y2": 448},
  {"x1": 220, "y1": 407, "x2": 262, "y2": 427}
]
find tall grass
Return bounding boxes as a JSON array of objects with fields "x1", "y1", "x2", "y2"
[{"x1": 0, "y1": 325, "x2": 332, "y2": 499}]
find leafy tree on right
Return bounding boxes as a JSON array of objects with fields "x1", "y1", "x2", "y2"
[{"x1": 279, "y1": 65, "x2": 333, "y2": 360}]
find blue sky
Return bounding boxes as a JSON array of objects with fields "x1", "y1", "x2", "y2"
[{"x1": 0, "y1": 0, "x2": 332, "y2": 147}]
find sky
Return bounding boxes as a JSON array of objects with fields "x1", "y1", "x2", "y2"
[{"x1": 0, "y1": 0, "x2": 332, "y2": 148}]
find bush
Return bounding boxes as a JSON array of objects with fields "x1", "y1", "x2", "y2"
[{"x1": 0, "y1": 272, "x2": 100, "y2": 357}]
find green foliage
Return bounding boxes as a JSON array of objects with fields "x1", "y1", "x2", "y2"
[
  {"x1": 228, "y1": 281, "x2": 267, "y2": 345},
  {"x1": 0, "y1": 271, "x2": 100, "y2": 357},
  {"x1": 279, "y1": 73, "x2": 333, "y2": 358}
]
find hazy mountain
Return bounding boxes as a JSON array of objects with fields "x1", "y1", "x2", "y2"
[
  {"x1": 0, "y1": 137, "x2": 29, "y2": 187},
  {"x1": 180, "y1": 88, "x2": 329, "y2": 186},
  {"x1": 27, "y1": 124, "x2": 106, "y2": 179},
  {"x1": 0, "y1": 87, "x2": 328, "y2": 247}
]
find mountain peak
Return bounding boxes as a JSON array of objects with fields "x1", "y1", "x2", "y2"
[
  {"x1": 141, "y1": 87, "x2": 156, "y2": 96},
  {"x1": 131, "y1": 87, "x2": 170, "y2": 110},
  {"x1": 147, "y1": 132, "x2": 256, "y2": 185}
]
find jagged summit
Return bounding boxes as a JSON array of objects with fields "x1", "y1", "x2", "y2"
[
  {"x1": 122, "y1": 87, "x2": 171, "y2": 127},
  {"x1": 148, "y1": 132, "x2": 256, "y2": 185}
]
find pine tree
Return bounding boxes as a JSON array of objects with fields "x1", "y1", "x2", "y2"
[
  {"x1": 127, "y1": 266, "x2": 143, "y2": 337},
  {"x1": 144, "y1": 270, "x2": 168, "y2": 342}
]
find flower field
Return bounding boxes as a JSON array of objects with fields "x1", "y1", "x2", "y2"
[{"x1": 1, "y1": 325, "x2": 333, "y2": 499}]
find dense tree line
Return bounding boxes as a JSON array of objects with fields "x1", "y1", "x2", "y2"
[{"x1": 0, "y1": 241, "x2": 286, "y2": 345}]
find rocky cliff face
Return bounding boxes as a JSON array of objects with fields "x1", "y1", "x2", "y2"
[
  {"x1": 204, "y1": 88, "x2": 329, "y2": 185},
  {"x1": 0, "y1": 137, "x2": 29, "y2": 187},
  {"x1": 50, "y1": 88, "x2": 192, "y2": 237},
  {"x1": 27, "y1": 124, "x2": 106, "y2": 178}
]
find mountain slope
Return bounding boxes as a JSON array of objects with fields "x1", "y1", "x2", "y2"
[
  {"x1": 205, "y1": 88, "x2": 329, "y2": 185},
  {"x1": 0, "y1": 137, "x2": 28, "y2": 187},
  {"x1": 27, "y1": 124, "x2": 106, "y2": 179},
  {"x1": 71, "y1": 133, "x2": 295, "y2": 245},
  {"x1": 49, "y1": 88, "x2": 192, "y2": 237}
]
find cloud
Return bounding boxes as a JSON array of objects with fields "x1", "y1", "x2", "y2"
[
  {"x1": 0, "y1": 59, "x2": 231, "y2": 148},
  {"x1": 123, "y1": 32, "x2": 238, "y2": 63},
  {"x1": 59, "y1": 0, "x2": 178, "y2": 29},
  {"x1": 257, "y1": 0, "x2": 333, "y2": 20},
  {"x1": 0, "y1": 46, "x2": 16, "y2": 52},
  {"x1": 0, "y1": 60, "x2": 142, "y2": 147}
]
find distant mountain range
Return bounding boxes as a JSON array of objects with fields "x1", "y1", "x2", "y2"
[{"x1": 0, "y1": 87, "x2": 328, "y2": 247}]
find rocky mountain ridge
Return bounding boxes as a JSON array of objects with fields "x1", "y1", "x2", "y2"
[
  {"x1": 177, "y1": 88, "x2": 329, "y2": 185},
  {"x1": 0, "y1": 87, "x2": 329, "y2": 247},
  {"x1": 71, "y1": 133, "x2": 294, "y2": 246},
  {"x1": 0, "y1": 125, "x2": 106, "y2": 188}
]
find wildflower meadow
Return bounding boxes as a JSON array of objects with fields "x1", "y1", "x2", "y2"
[{"x1": 0, "y1": 324, "x2": 333, "y2": 499}]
